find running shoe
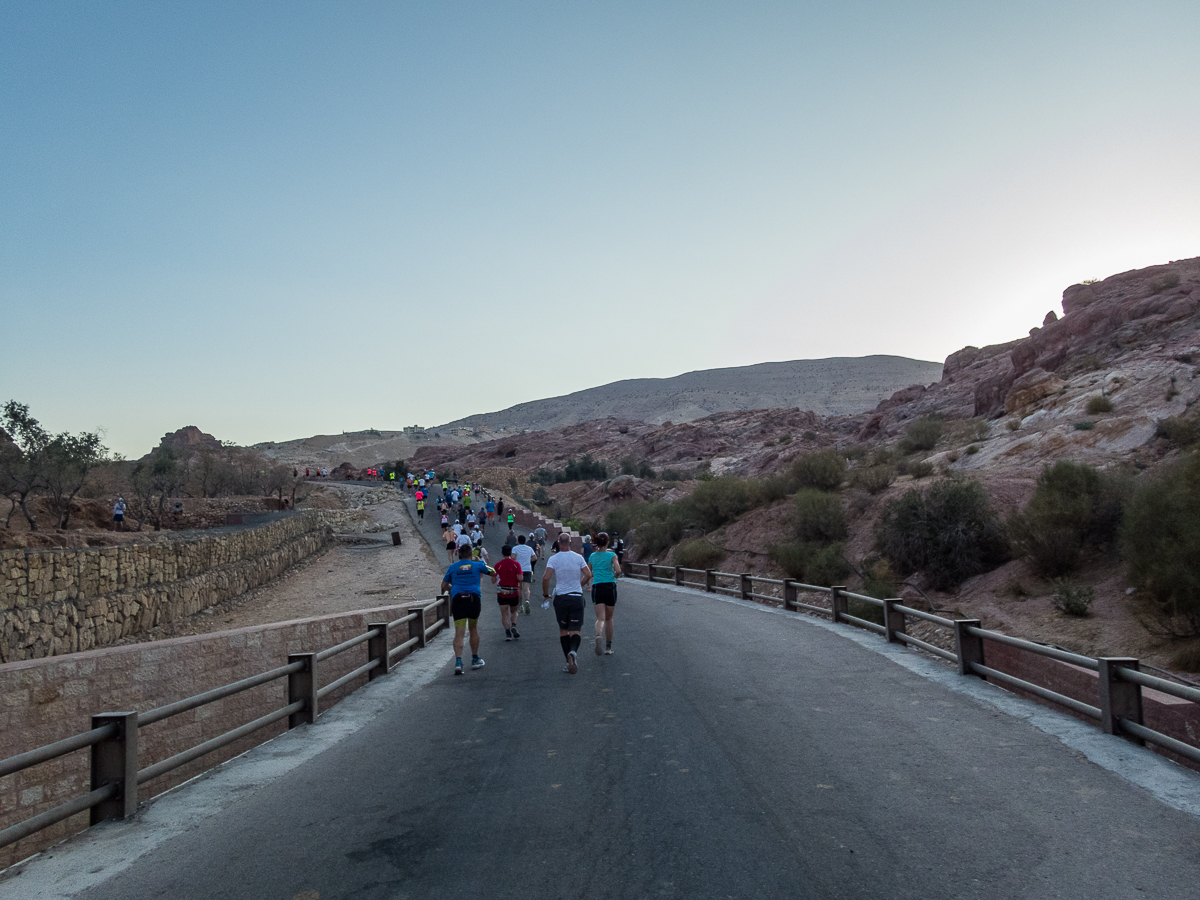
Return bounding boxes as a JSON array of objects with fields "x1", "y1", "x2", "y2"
[
  {"x1": 523, "y1": 599, "x2": 531, "y2": 615},
  {"x1": 454, "y1": 658, "x2": 464, "y2": 675},
  {"x1": 471, "y1": 656, "x2": 485, "y2": 669},
  {"x1": 595, "y1": 634, "x2": 603, "y2": 656},
  {"x1": 604, "y1": 646, "x2": 614, "y2": 655},
  {"x1": 567, "y1": 651, "x2": 578, "y2": 675},
  {"x1": 510, "y1": 627, "x2": 520, "y2": 639},
  {"x1": 505, "y1": 629, "x2": 512, "y2": 641}
]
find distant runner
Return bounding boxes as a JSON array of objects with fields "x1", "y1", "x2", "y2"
[
  {"x1": 589, "y1": 533, "x2": 622, "y2": 655},
  {"x1": 542, "y1": 534, "x2": 592, "y2": 675},
  {"x1": 494, "y1": 545, "x2": 523, "y2": 641},
  {"x1": 510, "y1": 534, "x2": 537, "y2": 615},
  {"x1": 416, "y1": 498, "x2": 425, "y2": 520},
  {"x1": 441, "y1": 546, "x2": 495, "y2": 675},
  {"x1": 443, "y1": 525, "x2": 458, "y2": 564}
]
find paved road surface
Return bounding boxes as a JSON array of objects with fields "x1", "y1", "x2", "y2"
[{"x1": 16, "y1": 492, "x2": 1200, "y2": 898}]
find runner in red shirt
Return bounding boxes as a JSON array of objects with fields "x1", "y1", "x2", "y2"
[{"x1": 494, "y1": 544, "x2": 524, "y2": 641}]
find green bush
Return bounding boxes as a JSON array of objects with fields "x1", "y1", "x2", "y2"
[
  {"x1": 849, "y1": 465, "x2": 895, "y2": 494},
  {"x1": 687, "y1": 476, "x2": 761, "y2": 531},
  {"x1": 1122, "y1": 454, "x2": 1200, "y2": 635},
  {"x1": 1006, "y1": 419, "x2": 1021, "y2": 432},
  {"x1": 848, "y1": 596, "x2": 885, "y2": 625},
  {"x1": 1074, "y1": 421, "x2": 1095, "y2": 431},
  {"x1": 1009, "y1": 461, "x2": 1128, "y2": 576},
  {"x1": 1156, "y1": 412, "x2": 1200, "y2": 447},
  {"x1": 1051, "y1": 580, "x2": 1095, "y2": 617},
  {"x1": 789, "y1": 449, "x2": 847, "y2": 491},
  {"x1": 769, "y1": 541, "x2": 850, "y2": 587},
  {"x1": 875, "y1": 480, "x2": 1008, "y2": 590},
  {"x1": 673, "y1": 539, "x2": 726, "y2": 570},
  {"x1": 906, "y1": 460, "x2": 934, "y2": 479},
  {"x1": 792, "y1": 489, "x2": 847, "y2": 542},
  {"x1": 899, "y1": 417, "x2": 943, "y2": 454},
  {"x1": 860, "y1": 557, "x2": 899, "y2": 600},
  {"x1": 1086, "y1": 395, "x2": 1114, "y2": 415}
]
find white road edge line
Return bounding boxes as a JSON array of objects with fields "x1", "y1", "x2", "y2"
[
  {"x1": 638, "y1": 578, "x2": 1200, "y2": 820},
  {"x1": 0, "y1": 637, "x2": 450, "y2": 898}
]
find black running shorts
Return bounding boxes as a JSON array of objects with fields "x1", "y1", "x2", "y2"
[
  {"x1": 497, "y1": 590, "x2": 520, "y2": 606},
  {"x1": 451, "y1": 593, "x2": 482, "y2": 624},
  {"x1": 522, "y1": 572, "x2": 532, "y2": 583},
  {"x1": 553, "y1": 593, "x2": 585, "y2": 630},
  {"x1": 592, "y1": 582, "x2": 617, "y2": 606}
]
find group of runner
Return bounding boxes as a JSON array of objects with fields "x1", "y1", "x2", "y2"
[{"x1": 438, "y1": 517, "x2": 623, "y2": 677}]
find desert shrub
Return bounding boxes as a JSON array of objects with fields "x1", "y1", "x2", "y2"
[
  {"x1": 847, "y1": 596, "x2": 885, "y2": 625},
  {"x1": 779, "y1": 433, "x2": 792, "y2": 445},
  {"x1": 1009, "y1": 461, "x2": 1129, "y2": 577},
  {"x1": 802, "y1": 431, "x2": 817, "y2": 441},
  {"x1": 1074, "y1": 421, "x2": 1095, "y2": 431},
  {"x1": 1086, "y1": 395, "x2": 1114, "y2": 415},
  {"x1": 620, "y1": 457, "x2": 655, "y2": 478},
  {"x1": 1149, "y1": 271, "x2": 1181, "y2": 294},
  {"x1": 673, "y1": 539, "x2": 726, "y2": 570},
  {"x1": 537, "y1": 454, "x2": 609, "y2": 484},
  {"x1": 875, "y1": 479, "x2": 1009, "y2": 591},
  {"x1": 947, "y1": 419, "x2": 990, "y2": 446},
  {"x1": 965, "y1": 445, "x2": 980, "y2": 455},
  {"x1": 849, "y1": 465, "x2": 895, "y2": 494},
  {"x1": 868, "y1": 447, "x2": 897, "y2": 467},
  {"x1": 687, "y1": 476, "x2": 761, "y2": 531},
  {"x1": 792, "y1": 489, "x2": 847, "y2": 542},
  {"x1": 1156, "y1": 412, "x2": 1200, "y2": 447},
  {"x1": 789, "y1": 449, "x2": 847, "y2": 491},
  {"x1": 907, "y1": 460, "x2": 934, "y2": 479},
  {"x1": 531, "y1": 485, "x2": 551, "y2": 505},
  {"x1": 899, "y1": 417, "x2": 943, "y2": 454},
  {"x1": 860, "y1": 557, "x2": 899, "y2": 600},
  {"x1": 1051, "y1": 580, "x2": 1095, "y2": 616},
  {"x1": 1171, "y1": 642, "x2": 1200, "y2": 673},
  {"x1": 841, "y1": 444, "x2": 867, "y2": 461},
  {"x1": 1006, "y1": 419, "x2": 1021, "y2": 432},
  {"x1": 1122, "y1": 454, "x2": 1200, "y2": 635},
  {"x1": 659, "y1": 468, "x2": 687, "y2": 481},
  {"x1": 769, "y1": 541, "x2": 849, "y2": 587}
]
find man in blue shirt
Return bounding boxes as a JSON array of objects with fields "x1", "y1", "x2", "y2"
[{"x1": 442, "y1": 546, "x2": 496, "y2": 675}]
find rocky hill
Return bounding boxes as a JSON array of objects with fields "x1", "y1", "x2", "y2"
[{"x1": 436, "y1": 355, "x2": 943, "y2": 433}]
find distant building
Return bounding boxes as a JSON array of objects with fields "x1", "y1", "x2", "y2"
[{"x1": 403, "y1": 425, "x2": 426, "y2": 435}]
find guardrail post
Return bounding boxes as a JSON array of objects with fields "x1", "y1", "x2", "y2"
[
  {"x1": 706, "y1": 569, "x2": 716, "y2": 593},
  {"x1": 883, "y1": 599, "x2": 906, "y2": 643},
  {"x1": 1098, "y1": 657, "x2": 1144, "y2": 743},
  {"x1": 674, "y1": 567, "x2": 683, "y2": 586},
  {"x1": 288, "y1": 653, "x2": 318, "y2": 727},
  {"x1": 740, "y1": 573, "x2": 752, "y2": 601},
  {"x1": 410, "y1": 608, "x2": 427, "y2": 649},
  {"x1": 783, "y1": 579, "x2": 797, "y2": 611},
  {"x1": 644, "y1": 563, "x2": 653, "y2": 582},
  {"x1": 954, "y1": 619, "x2": 984, "y2": 676},
  {"x1": 368, "y1": 623, "x2": 390, "y2": 679},
  {"x1": 90, "y1": 712, "x2": 138, "y2": 824},
  {"x1": 829, "y1": 586, "x2": 847, "y2": 623},
  {"x1": 441, "y1": 592, "x2": 451, "y2": 629}
]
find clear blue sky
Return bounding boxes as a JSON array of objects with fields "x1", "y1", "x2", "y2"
[{"x1": 3, "y1": 1, "x2": 1199, "y2": 457}]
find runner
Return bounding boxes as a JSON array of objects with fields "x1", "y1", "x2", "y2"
[
  {"x1": 533, "y1": 525, "x2": 547, "y2": 557},
  {"x1": 589, "y1": 532, "x2": 622, "y2": 655},
  {"x1": 510, "y1": 534, "x2": 537, "y2": 615},
  {"x1": 466, "y1": 510, "x2": 477, "y2": 529},
  {"x1": 473, "y1": 538, "x2": 489, "y2": 568},
  {"x1": 497, "y1": 498, "x2": 505, "y2": 521},
  {"x1": 494, "y1": 544, "x2": 523, "y2": 641},
  {"x1": 455, "y1": 527, "x2": 474, "y2": 555},
  {"x1": 441, "y1": 545, "x2": 495, "y2": 675},
  {"x1": 582, "y1": 532, "x2": 593, "y2": 563},
  {"x1": 416, "y1": 497, "x2": 425, "y2": 520},
  {"x1": 440, "y1": 511, "x2": 449, "y2": 528},
  {"x1": 485, "y1": 498, "x2": 496, "y2": 525},
  {"x1": 542, "y1": 533, "x2": 592, "y2": 674},
  {"x1": 505, "y1": 525, "x2": 518, "y2": 547},
  {"x1": 613, "y1": 531, "x2": 626, "y2": 566},
  {"x1": 442, "y1": 525, "x2": 459, "y2": 564},
  {"x1": 506, "y1": 510, "x2": 515, "y2": 530}
]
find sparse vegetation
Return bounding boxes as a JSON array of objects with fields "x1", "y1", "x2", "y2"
[
  {"x1": 620, "y1": 457, "x2": 656, "y2": 479},
  {"x1": 792, "y1": 489, "x2": 847, "y2": 543},
  {"x1": 1122, "y1": 454, "x2": 1200, "y2": 635},
  {"x1": 1085, "y1": 395, "x2": 1114, "y2": 415},
  {"x1": 1074, "y1": 421, "x2": 1096, "y2": 431},
  {"x1": 966, "y1": 445, "x2": 980, "y2": 455},
  {"x1": 789, "y1": 449, "x2": 847, "y2": 491},
  {"x1": 673, "y1": 539, "x2": 726, "y2": 570},
  {"x1": 533, "y1": 454, "x2": 609, "y2": 485},
  {"x1": 906, "y1": 460, "x2": 935, "y2": 479},
  {"x1": 768, "y1": 541, "x2": 849, "y2": 587},
  {"x1": 1006, "y1": 419, "x2": 1021, "y2": 432},
  {"x1": 849, "y1": 465, "x2": 895, "y2": 494},
  {"x1": 1008, "y1": 461, "x2": 1128, "y2": 577},
  {"x1": 1051, "y1": 580, "x2": 1095, "y2": 617},
  {"x1": 875, "y1": 479, "x2": 1009, "y2": 591},
  {"x1": 1156, "y1": 410, "x2": 1200, "y2": 446},
  {"x1": 899, "y1": 417, "x2": 943, "y2": 454}
]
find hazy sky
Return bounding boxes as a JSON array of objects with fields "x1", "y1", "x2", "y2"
[{"x1": 3, "y1": 1, "x2": 1199, "y2": 457}]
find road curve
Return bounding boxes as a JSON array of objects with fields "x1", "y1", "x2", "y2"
[{"x1": 13, "y1": 494, "x2": 1200, "y2": 899}]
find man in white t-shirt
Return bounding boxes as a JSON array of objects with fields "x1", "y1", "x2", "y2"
[
  {"x1": 455, "y1": 530, "x2": 474, "y2": 553},
  {"x1": 509, "y1": 534, "x2": 537, "y2": 613},
  {"x1": 542, "y1": 534, "x2": 592, "y2": 674}
]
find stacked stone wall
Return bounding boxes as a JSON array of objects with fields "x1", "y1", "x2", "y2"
[
  {"x1": 0, "y1": 601, "x2": 440, "y2": 870},
  {"x1": 1, "y1": 512, "x2": 333, "y2": 662}
]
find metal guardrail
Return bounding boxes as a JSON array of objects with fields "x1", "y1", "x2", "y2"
[
  {"x1": 624, "y1": 562, "x2": 1200, "y2": 769},
  {"x1": 0, "y1": 594, "x2": 451, "y2": 852}
]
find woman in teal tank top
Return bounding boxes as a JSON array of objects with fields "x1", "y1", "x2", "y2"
[{"x1": 589, "y1": 533, "x2": 622, "y2": 655}]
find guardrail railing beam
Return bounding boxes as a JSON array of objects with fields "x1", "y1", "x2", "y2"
[
  {"x1": 89, "y1": 712, "x2": 138, "y2": 824},
  {"x1": 954, "y1": 620, "x2": 984, "y2": 677},
  {"x1": 288, "y1": 653, "x2": 318, "y2": 727},
  {"x1": 368, "y1": 624, "x2": 390, "y2": 680},
  {"x1": 1099, "y1": 657, "x2": 1144, "y2": 744},
  {"x1": 829, "y1": 586, "x2": 847, "y2": 624},
  {"x1": 883, "y1": 599, "x2": 906, "y2": 644}
]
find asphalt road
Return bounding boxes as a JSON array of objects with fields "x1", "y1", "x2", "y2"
[{"x1": 36, "y1": 492, "x2": 1200, "y2": 898}]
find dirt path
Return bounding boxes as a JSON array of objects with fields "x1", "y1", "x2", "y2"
[{"x1": 115, "y1": 486, "x2": 446, "y2": 644}]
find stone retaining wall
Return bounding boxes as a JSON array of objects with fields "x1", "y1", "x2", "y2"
[
  {"x1": 1, "y1": 512, "x2": 333, "y2": 662},
  {"x1": 0, "y1": 601, "x2": 441, "y2": 869}
]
